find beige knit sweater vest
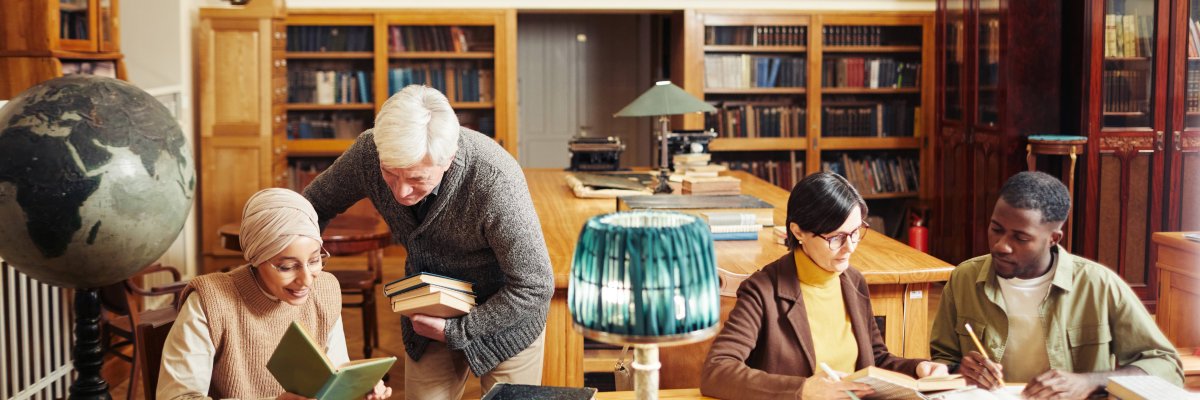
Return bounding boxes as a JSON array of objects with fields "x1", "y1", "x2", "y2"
[{"x1": 182, "y1": 265, "x2": 341, "y2": 399}]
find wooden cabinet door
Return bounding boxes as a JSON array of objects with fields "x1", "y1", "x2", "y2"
[
  {"x1": 197, "y1": 16, "x2": 276, "y2": 273},
  {"x1": 935, "y1": 0, "x2": 975, "y2": 264},
  {"x1": 1083, "y1": 0, "x2": 1171, "y2": 307},
  {"x1": 1168, "y1": 0, "x2": 1200, "y2": 233}
]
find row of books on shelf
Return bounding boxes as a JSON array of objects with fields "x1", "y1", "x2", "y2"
[
  {"x1": 822, "y1": 26, "x2": 893, "y2": 47},
  {"x1": 821, "y1": 101, "x2": 916, "y2": 137},
  {"x1": 1102, "y1": 69, "x2": 1150, "y2": 113},
  {"x1": 821, "y1": 154, "x2": 918, "y2": 195},
  {"x1": 458, "y1": 112, "x2": 496, "y2": 137},
  {"x1": 287, "y1": 69, "x2": 371, "y2": 104},
  {"x1": 387, "y1": 63, "x2": 493, "y2": 102},
  {"x1": 387, "y1": 26, "x2": 493, "y2": 53},
  {"x1": 821, "y1": 58, "x2": 920, "y2": 89},
  {"x1": 385, "y1": 273, "x2": 476, "y2": 318},
  {"x1": 717, "y1": 160, "x2": 804, "y2": 191},
  {"x1": 704, "y1": 55, "x2": 806, "y2": 89},
  {"x1": 704, "y1": 26, "x2": 807, "y2": 46},
  {"x1": 1187, "y1": 20, "x2": 1200, "y2": 58},
  {"x1": 705, "y1": 103, "x2": 806, "y2": 138},
  {"x1": 289, "y1": 159, "x2": 333, "y2": 192},
  {"x1": 1187, "y1": 66, "x2": 1200, "y2": 112},
  {"x1": 287, "y1": 26, "x2": 373, "y2": 52},
  {"x1": 1104, "y1": 14, "x2": 1153, "y2": 58},
  {"x1": 62, "y1": 61, "x2": 117, "y2": 78},
  {"x1": 59, "y1": 9, "x2": 89, "y2": 40},
  {"x1": 287, "y1": 112, "x2": 366, "y2": 140}
]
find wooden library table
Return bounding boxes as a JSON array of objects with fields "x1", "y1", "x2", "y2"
[
  {"x1": 1153, "y1": 232, "x2": 1200, "y2": 348},
  {"x1": 594, "y1": 388, "x2": 714, "y2": 399},
  {"x1": 526, "y1": 169, "x2": 954, "y2": 388}
]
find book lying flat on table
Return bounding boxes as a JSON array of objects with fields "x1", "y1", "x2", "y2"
[
  {"x1": 480, "y1": 383, "x2": 598, "y2": 400},
  {"x1": 844, "y1": 366, "x2": 966, "y2": 399},
  {"x1": 616, "y1": 194, "x2": 775, "y2": 226},
  {"x1": 383, "y1": 272, "x2": 473, "y2": 296},
  {"x1": 1106, "y1": 375, "x2": 1199, "y2": 400},
  {"x1": 391, "y1": 290, "x2": 475, "y2": 318},
  {"x1": 267, "y1": 322, "x2": 395, "y2": 400}
]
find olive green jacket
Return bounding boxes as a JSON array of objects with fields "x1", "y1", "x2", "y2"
[{"x1": 929, "y1": 246, "x2": 1183, "y2": 386}]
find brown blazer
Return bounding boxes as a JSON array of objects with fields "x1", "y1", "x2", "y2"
[{"x1": 700, "y1": 252, "x2": 924, "y2": 400}]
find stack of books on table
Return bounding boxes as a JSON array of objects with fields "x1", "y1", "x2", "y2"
[
  {"x1": 385, "y1": 273, "x2": 476, "y2": 318},
  {"x1": 772, "y1": 225, "x2": 788, "y2": 245},
  {"x1": 683, "y1": 176, "x2": 741, "y2": 195},
  {"x1": 703, "y1": 212, "x2": 762, "y2": 241}
]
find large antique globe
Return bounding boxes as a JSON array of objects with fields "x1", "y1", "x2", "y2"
[{"x1": 0, "y1": 75, "x2": 195, "y2": 288}]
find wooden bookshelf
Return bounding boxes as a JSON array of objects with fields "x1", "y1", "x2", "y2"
[
  {"x1": 681, "y1": 11, "x2": 934, "y2": 197},
  {"x1": 387, "y1": 51, "x2": 495, "y2": 59},
  {"x1": 0, "y1": 0, "x2": 126, "y2": 98},
  {"x1": 286, "y1": 138, "x2": 355, "y2": 156},
  {"x1": 286, "y1": 52, "x2": 373, "y2": 59},
  {"x1": 286, "y1": 103, "x2": 375, "y2": 111}
]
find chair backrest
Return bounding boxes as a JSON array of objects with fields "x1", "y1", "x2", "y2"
[{"x1": 135, "y1": 317, "x2": 176, "y2": 400}]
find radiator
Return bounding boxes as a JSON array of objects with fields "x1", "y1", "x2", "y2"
[{"x1": 1, "y1": 261, "x2": 74, "y2": 400}]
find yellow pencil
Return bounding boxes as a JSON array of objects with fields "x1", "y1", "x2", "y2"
[{"x1": 964, "y1": 322, "x2": 1006, "y2": 386}]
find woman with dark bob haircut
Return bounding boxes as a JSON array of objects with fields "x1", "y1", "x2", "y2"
[{"x1": 700, "y1": 172, "x2": 947, "y2": 400}]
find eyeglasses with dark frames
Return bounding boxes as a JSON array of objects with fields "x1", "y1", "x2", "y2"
[{"x1": 815, "y1": 223, "x2": 870, "y2": 251}]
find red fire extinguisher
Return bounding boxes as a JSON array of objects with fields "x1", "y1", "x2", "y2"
[{"x1": 908, "y1": 213, "x2": 929, "y2": 253}]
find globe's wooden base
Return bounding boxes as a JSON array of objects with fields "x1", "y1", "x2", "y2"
[{"x1": 69, "y1": 288, "x2": 111, "y2": 400}]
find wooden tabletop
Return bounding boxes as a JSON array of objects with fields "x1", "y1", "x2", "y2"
[
  {"x1": 525, "y1": 169, "x2": 954, "y2": 289},
  {"x1": 594, "y1": 388, "x2": 714, "y2": 399},
  {"x1": 1153, "y1": 232, "x2": 1200, "y2": 253}
]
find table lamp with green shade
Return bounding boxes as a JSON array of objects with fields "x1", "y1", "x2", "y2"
[
  {"x1": 568, "y1": 211, "x2": 721, "y2": 400},
  {"x1": 614, "y1": 81, "x2": 717, "y2": 194}
]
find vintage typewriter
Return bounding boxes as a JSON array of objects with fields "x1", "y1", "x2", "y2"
[{"x1": 568, "y1": 136, "x2": 625, "y2": 171}]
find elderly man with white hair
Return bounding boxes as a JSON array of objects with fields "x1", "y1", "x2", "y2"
[
  {"x1": 302, "y1": 85, "x2": 554, "y2": 399},
  {"x1": 157, "y1": 188, "x2": 392, "y2": 400}
]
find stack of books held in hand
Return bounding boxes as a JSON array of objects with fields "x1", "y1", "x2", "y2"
[
  {"x1": 385, "y1": 273, "x2": 476, "y2": 318},
  {"x1": 703, "y1": 212, "x2": 762, "y2": 241}
]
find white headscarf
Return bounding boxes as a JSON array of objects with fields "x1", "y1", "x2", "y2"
[{"x1": 239, "y1": 188, "x2": 322, "y2": 266}]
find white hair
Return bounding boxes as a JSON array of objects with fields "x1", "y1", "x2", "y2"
[{"x1": 373, "y1": 85, "x2": 460, "y2": 168}]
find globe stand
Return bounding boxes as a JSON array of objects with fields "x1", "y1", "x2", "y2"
[{"x1": 69, "y1": 288, "x2": 111, "y2": 400}]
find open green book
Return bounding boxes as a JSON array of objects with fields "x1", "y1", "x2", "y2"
[{"x1": 267, "y1": 321, "x2": 396, "y2": 400}]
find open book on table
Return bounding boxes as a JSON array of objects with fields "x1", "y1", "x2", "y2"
[
  {"x1": 267, "y1": 321, "x2": 396, "y2": 400},
  {"x1": 844, "y1": 366, "x2": 967, "y2": 399}
]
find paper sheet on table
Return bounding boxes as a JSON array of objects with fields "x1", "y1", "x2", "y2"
[{"x1": 928, "y1": 385, "x2": 1025, "y2": 400}]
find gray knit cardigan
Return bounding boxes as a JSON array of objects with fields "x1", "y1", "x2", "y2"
[{"x1": 303, "y1": 128, "x2": 554, "y2": 375}]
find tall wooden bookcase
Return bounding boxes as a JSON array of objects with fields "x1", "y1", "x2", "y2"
[
  {"x1": 196, "y1": 0, "x2": 288, "y2": 273},
  {"x1": 195, "y1": 8, "x2": 517, "y2": 273},
  {"x1": 677, "y1": 11, "x2": 935, "y2": 205},
  {"x1": 281, "y1": 9, "x2": 517, "y2": 161},
  {"x1": 1075, "y1": 0, "x2": 1200, "y2": 309},
  {"x1": 933, "y1": 0, "x2": 1063, "y2": 265},
  {"x1": 0, "y1": 0, "x2": 126, "y2": 98}
]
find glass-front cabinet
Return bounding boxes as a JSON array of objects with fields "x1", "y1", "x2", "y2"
[{"x1": 1084, "y1": 0, "x2": 1170, "y2": 306}]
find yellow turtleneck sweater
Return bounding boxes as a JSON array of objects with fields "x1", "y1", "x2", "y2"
[{"x1": 795, "y1": 250, "x2": 858, "y2": 373}]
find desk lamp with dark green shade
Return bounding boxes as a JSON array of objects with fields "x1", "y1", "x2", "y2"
[
  {"x1": 568, "y1": 211, "x2": 721, "y2": 400},
  {"x1": 614, "y1": 81, "x2": 717, "y2": 194}
]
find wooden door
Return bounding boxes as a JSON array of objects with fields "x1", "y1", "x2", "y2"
[
  {"x1": 197, "y1": 16, "x2": 276, "y2": 273},
  {"x1": 935, "y1": 0, "x2": 975, "y2": 264},
  {"x1": 1083, "y1": 0, "x2": 1171, "y2": 307},
  {"x1": 1168, "y1": 0, "x2": 1200, "y2": 232}
]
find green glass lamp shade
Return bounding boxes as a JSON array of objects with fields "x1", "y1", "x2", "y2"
[
  {"x1": 568, "y1": 211, "x2": 721, "y2": 344},
  {"x1": 613, "y1": 81, "x2": 717, "y2": 117}
]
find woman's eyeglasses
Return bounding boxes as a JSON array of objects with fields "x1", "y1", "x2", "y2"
[
  {"x1": 815, "y1": 223, "x2": 870, "y2": 251},
  {"x1": 267, "y1": 248, "x2": 331, "y2": 279}
]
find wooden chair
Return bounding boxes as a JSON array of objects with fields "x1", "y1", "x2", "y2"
[
  {"x1": 99, "y1": 263, "x2": 187, "y2": 400},
  {"x1": 135, "y1": 317, "x2": 176, "y2": 400}
]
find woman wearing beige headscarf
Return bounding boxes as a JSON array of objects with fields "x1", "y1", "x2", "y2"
[{"x1": 157, "y1": 188, "x2": 392, "y2": 400}]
